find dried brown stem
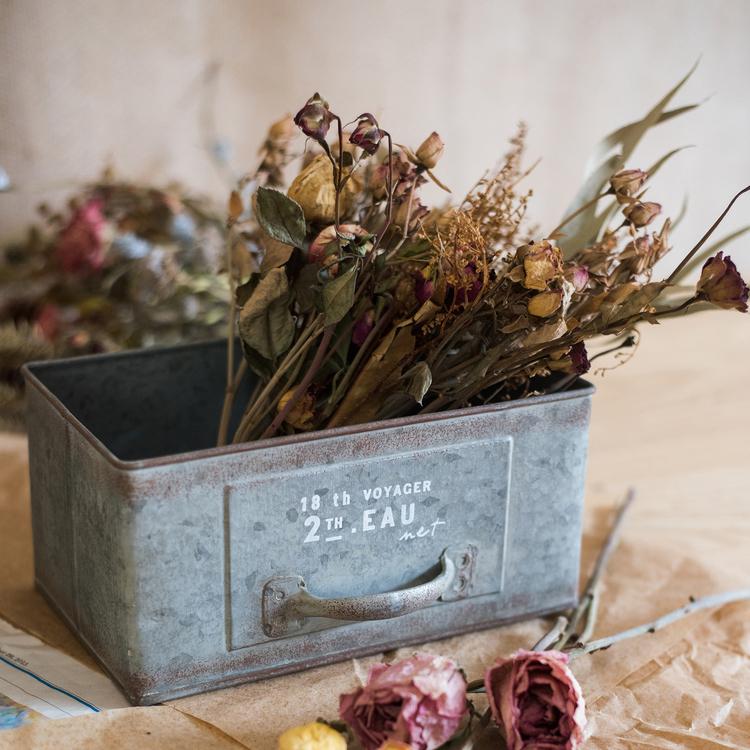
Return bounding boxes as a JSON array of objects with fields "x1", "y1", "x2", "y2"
[
  {"x1": 260, "y1": 326, "x2": 334, "y2": 440},
  {"x1": 667, "y1": 185, "x2": 750, "y2": 283}
]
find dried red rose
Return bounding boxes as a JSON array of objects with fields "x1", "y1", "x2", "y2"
[
  {"x1": 569, "y1": 342, "x2": 590, "y2": 374},
  {"x1": 294, "y1": 93, "x2": 335, "y2": 140},
  {"x1": 350, "y1": 114, "x2": 386, "y2": 155},
  {"x1": 696, "y1": 251, "x2": 749, "y2": 312},
  {"x1": 485, "y1": 649, "x2": 586, "y2": 750}
]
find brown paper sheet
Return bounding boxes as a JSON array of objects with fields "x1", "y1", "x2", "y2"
[{"x1": 1, "y1": 312, "x2": 749, "y2": 749}]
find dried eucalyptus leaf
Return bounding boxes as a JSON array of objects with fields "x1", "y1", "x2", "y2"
[
  {"x1": 403, "y1": 362, "x2": 432, "y2": 405},
  {"x1": 238, "y1": 267, "x2": 294, "y2": 359},
  {"x1": 256, "y1": 186, "x2": 307, "y2": 247},
  {"x1": 322, "y1": 265, "x2": 358, "y2": 325}
]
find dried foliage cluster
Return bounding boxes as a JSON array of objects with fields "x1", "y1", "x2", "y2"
[
  {"x1": 0, "y1": 178, "x2": 230, "y2": 427},
  {"x1": 219, "y1": 73, "x2": 749, "y2": 446}
]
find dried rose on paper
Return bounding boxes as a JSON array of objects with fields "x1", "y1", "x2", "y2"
[
  {"x1": 339, "y1": 653, "x2": 467, "y2": 750},
  {"x1": 485, "y1": 649, "x2": 587, "y2": 750}
]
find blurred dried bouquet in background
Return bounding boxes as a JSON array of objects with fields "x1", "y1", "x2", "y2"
[
  {"x1": 0, "y1": 177, "x2": 232, "y2": 428},
  {"x1": 219, "y1": 67, "x2": 749, "y2": 446}
]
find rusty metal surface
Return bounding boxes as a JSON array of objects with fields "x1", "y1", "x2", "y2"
[{"x1": 23, "y1": 340, "x2": 594, "y2": 705}]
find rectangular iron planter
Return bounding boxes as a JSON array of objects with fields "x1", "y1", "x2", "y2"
[{"x1": 23, "y1": 340, "x2": 593, "y2": 705}]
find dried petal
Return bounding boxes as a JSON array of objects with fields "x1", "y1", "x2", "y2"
[{"x1": 527, "y1": 289, "x2": 563, "y2": 318}]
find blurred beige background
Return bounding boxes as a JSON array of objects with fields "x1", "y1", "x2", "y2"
[{"x1": 1, "y1": 0, "x2": 749, "y2": 268}]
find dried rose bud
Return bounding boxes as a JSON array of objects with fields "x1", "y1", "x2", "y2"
[
  {"x1": 696, "y1": 251, "x2": 749, "y2": 312},
  {"x1": 294, "y1": 93, "x2": 334, "y2": 140},
  {"x1": 349, "y1": 113, "x2": 386, "y2": 156},
  {"x1": 527, "y1": 289, "x2": 563, "y2": 318},
  {"x1": 308, "y1": 223, "x2": 370, "y2": 265},
  {"x1": 521, "y1": 240, "x2": 563, "y2": 291},
  {"x1": 415, "y1": 132, "x2": 445, "y2": 169},
  {"x1": 569, "y1": 341, "x2": 590, "y2": 374},
  {"x1": 415, "y1": 273, "x2": 435, "y2": 304},
  {"x1": 352, "y1": 309, "x2": 375, "y2": 346},
  {"x1": 622, "y1": 201, "x2": 661, "y2": 228},
  {"x1": 565, "y1": 264, "x2": 589, "y2": 292},
  {"x1": 610, "y1": 169, "x2": 647, "y2": 202}
]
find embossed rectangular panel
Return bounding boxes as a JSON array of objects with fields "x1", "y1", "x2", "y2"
[{"x1": 225, "y1": 436, "x2": 512, "y2": 650}]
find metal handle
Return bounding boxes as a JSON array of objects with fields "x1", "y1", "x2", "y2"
[{"x1": 262, "y1": 545, "x2": 475, "y2": 638}]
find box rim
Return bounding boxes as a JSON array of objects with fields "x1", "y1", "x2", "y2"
[{"x1": 22, "y1": 340, "x2": 595, "y2": 472}]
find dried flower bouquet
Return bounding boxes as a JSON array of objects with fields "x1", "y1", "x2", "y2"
[{"x1": 216, "y1": 75, "x2": 748, "y2": 446}]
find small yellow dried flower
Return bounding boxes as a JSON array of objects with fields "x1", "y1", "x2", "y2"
[
  {"x1": 277, "y1": 387, "x2": 316, "y2": 430},
  {"x1": 527, "y1": 289, "x2": 563, "y2": 317},
  {"x1": 278, "y1": 722, "x2": 346, "y2": 750},
  {"x1": 379, "y1": 742, "x2": 414, "y2": 749}
]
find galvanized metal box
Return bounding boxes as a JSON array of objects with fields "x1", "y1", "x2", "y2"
[{"x1": 23, "y1": 340, "x2": 593, "y2": 705}]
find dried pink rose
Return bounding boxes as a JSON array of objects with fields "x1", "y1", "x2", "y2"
[
  {"x1": 696, "y1": 251, "x2": 749, "y2": 312},
  {"x1": 485, "y1": 650, "x2": 586, "y2": 750},
  {"x1": 565, "y1": 265, "x2": 589, "y2": 293},
  {"x1": 54, "y1": 198, "x2": 106, "y2": 275},
  {"x1": 339, "y1": 653, "x2": 467, "y2": 750}
]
